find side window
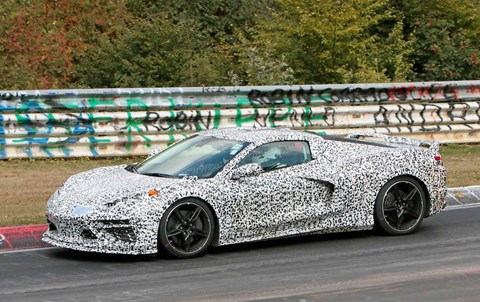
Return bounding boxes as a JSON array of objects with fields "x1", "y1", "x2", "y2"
[{"x1": 238, "y1": 141, "x2": 312, "y2": 172}]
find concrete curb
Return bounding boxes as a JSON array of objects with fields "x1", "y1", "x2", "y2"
[
  {"x1": 446, "y1": 185, "x2": 480, "y2": 206},
  {"x1": 0, "y1": 224, "x2": 50, "y2": 251},
  {"x1": 1, "y1": 185, "x2": 479, "y2": 252}
]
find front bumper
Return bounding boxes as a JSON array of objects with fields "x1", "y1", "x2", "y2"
[{"x1": 42, "y1": 215, "x2": 158, "y2": 255}]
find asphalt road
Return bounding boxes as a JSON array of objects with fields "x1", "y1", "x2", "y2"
[{"x1": 1, "y1": 206, "x2": 480, "y2": 302}]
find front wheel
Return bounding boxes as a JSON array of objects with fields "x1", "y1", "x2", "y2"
[
  {"x1": 158, "y1": 199, "x2": 215, "y2": 258},
  {"x1": 374, "y1": 176, "x2": 427, "y2": 235}
]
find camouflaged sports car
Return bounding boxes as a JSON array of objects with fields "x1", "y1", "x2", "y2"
[{"x1": 43, "y1": 127, "x2": 447, "y2": 258}]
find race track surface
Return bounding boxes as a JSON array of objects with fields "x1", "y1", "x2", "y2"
[{"x1": 1, "y1": 206, "x2": 479, "y2": 302}]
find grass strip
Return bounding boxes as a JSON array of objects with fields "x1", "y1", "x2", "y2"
[{"x1": 0, "y1": 145, "x2": 479, "y2": 226}]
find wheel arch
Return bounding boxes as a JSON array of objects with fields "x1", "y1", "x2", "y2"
[
  {"x1": 401, "y1": 174, "x2": 431, "y2": 218},
  {"x1": 373, "y1": 174, "x2": 429, "y2": 235},
  {"x1": 377, "y1": 174, "x2": 431, "y2": 218},
  {"x1": 173, "y1": 196, "x2": 221, "y2": 246}
]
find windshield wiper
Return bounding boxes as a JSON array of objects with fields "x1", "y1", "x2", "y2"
[{"x1": 141, "y1": 172, "x2": 174, "y2": 178}]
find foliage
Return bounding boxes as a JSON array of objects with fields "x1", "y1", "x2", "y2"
[
  {"x1": 409, "y1": 19, "x2": 480, "y2": 81},
  {"x1": 74, "y1": 18, "x2": 199, "y2": 88},
  {"x1": 239, "y1": 0, "x2": 414, "y2": 84},
  {"x1": 0, "y1": 0, "x2": 478, "y2": 89},
  {"x1": 390, "y1": 0, "x2": 480, "y2": 81},
  {"x1": 126, "y1": 0, "x2": 272, "y2": 42},
  {"x1": 0, "y1": 0, "x2": 128, "y2": 89},
  {"x1": 217, "y1": 30, "x2": 297, "y2": 86}
]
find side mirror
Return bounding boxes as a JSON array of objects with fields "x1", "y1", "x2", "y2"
[
  {"x1": 125, "y1": 163, "x2": 138, "y2": 172},
  {"x1": 231, "y1": 163, "x2": 263, "y2": 180},
  {"x1": 147, "y1": 147, "x2": 163, "y2": 159}
]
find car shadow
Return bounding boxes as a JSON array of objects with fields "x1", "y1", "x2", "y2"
[
  {"x1": 48, "y1": 248, "x2": 158, "y2": 263},
  {"x1": 209, "y1": 230, "x2": 373, "y2": 255}
]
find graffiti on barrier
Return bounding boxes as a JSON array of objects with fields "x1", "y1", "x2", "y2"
[
  {"x1": 1, "y1": 82, "x2": 480, "y2": 113},
  {"x1": 246, "y1": 83, "x2": 464, "y2": 105},
  {"x1": 0, "y1": 107, "x2": 334, "y2": 137},
  {"x1": 373, "y1": 102, "x2": 480, "y2": 126},
  {"x1": 1, "y1": 81, "x2": 480, "y2": 158},
  {"x1": 2, "y1": 102, "x2": 478, "y2": 138}
]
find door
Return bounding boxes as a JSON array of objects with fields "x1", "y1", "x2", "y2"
[{"x1": 223, "y1": 140, "x2": 334, "y2": 239}]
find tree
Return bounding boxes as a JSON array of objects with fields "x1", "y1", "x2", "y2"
[
  {"x1": 390, "y1": 0, "x2": 480, "y2": 81},
  {"x1": 409, "y1": 19, "x2": 480, "y2": 81},
  {"x1": 73, "y1": 18, "x2": 199, "y2": 88},
  {"x1": 0, "y1": 0, "x2": 128, "y2": 90},
  {"x1": 251, "y1": 0, "x2": 413, "y2": 84},
  {"x1": 126, "y1": 0, "x2": 272, "y2": 42},
  {"x1": 75, "y1": 0, "x2": 281, "y2": 87},
  {"x1": 1, "y1": 0, "x2": 479, "y2": 89}
]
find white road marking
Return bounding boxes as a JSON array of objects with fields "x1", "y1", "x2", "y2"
[
  {"x1": 0, "y1": 246, "x2": 57, "y2": 255},
  {"x1": 443, "y1": 203, "x2": 480, "y2": 211}
]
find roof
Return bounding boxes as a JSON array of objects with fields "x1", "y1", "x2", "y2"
[{"x1": 198, "y1": 127, "x2": 322, "y2": 143}]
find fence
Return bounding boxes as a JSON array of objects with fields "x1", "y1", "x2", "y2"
[{"x1": 1, "y1": 80, "x2": 479, "y2": 158}]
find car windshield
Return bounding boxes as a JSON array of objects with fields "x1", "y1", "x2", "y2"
[{"x1": 135, "y1": 135, "x2": 249, "y2": 178}]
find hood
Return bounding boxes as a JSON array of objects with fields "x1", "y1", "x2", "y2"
[{"x1": 49, "y1": 165, "x2": 178, "y2": 212}]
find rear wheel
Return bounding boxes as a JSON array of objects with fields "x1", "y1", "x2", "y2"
[
  {"x1": 374, "y1": 176, "x2": 426, "y2": 235},
  {"x1": 158, "y1": 199, "x2": 215, "y2": 258}
]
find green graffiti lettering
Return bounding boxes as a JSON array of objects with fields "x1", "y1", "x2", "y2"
[
  {"x1": 236, "y1": 97, "x2": 251, "y2": 107},
  {"x1": 87, "y1": 98, "x2": 116, "y2": 109},
  {"x1": 303, "y1": 106, "x2": 326, "y2": 127},
  {"x1": 235, "y1": 109, "x2": 257, "y2": 127},
  {"x1": 126, "y1": 99, "x2": 148, "y2": 110},
  {"x1": 267, "y1": 108, "x2": 291, "y2": 128},
  {"x1": 213, "y1": 104, "x2": 221, "y2": 129}
]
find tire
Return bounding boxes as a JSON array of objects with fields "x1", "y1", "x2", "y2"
[
  {"x1": 158, "y1": 198, "x2": 215, "y2": 258},
  {"x1": 374, "y1": 176, "x2": 427, "y2": 235}
]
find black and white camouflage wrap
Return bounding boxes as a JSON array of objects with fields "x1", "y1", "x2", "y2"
[{"x1": 43, "y1": 128, "x2": 447, "y2": 254}]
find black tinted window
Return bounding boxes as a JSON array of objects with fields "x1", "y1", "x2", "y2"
[{"x1": 239, "y1": 141, "x2": 312, "y2": 171}]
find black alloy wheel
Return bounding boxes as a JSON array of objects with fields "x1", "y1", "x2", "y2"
[
  {"x1": 374, "y1": 176, "x2": 426, "y2": 235},
  {"x1": 158, "y1": 199, "x2": 215, "y2": 258}
]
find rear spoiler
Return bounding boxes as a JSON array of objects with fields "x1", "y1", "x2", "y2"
[{"x1": 347, "y1": 132, "x2": 440, "y2": 153}]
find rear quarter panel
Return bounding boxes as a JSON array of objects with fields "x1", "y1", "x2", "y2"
[{"x1": 309, "y1": 142, "x2": 446, "y2": 229}]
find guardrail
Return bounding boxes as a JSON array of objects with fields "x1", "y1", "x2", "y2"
[{"x1": 1, "y1": 81, "x2": 479, "y2": 158}]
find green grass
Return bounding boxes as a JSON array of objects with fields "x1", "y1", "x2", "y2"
[
  {"x1": 440, "y1": 143, "x2": 480, "y2": 157},
  {"x1": 0, "y1": 156, "x2": 144, "y2": 227},
  {"x1": 0, "y1": 145, "x2": 479, "y2": 226},
  {"x1": 440, "y1": 144, "x2": 480, "y2": 186}
]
